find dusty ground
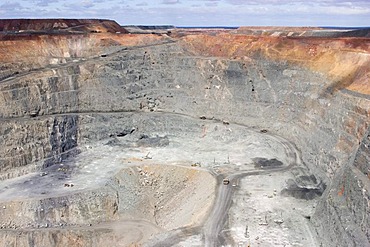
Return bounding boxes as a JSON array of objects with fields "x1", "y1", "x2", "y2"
[{"x1": 0, "y1": 113, "x2": 321, "y2": 246}]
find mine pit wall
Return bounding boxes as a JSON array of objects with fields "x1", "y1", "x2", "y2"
[
  {"x1": 312, "y1": 127, "x2": 370, "y2": 246},
  {"x1": 0, "y1": 59, "x2": 81, "y2": 178},
  {"x1": 0, "y1": 34, "x2": 119, "y2": 81},
  {"x1": 0, "y1": 115, "x2": 78, "y2": 179},
  {"x1": 0, "y1": 189, "x2": 118, "y2": 230},
  {"x1": 0, "y1": 229, "x2": 118, "y2": 247},
  {"x1": 0, "y1": 65, "x2": 81, "y2": 118},
  {"x1": 0, "y1": 41, "x2": 369, "y2": 245}
]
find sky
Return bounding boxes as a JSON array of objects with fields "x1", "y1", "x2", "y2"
[{"x1": 0, "y1": 0, "x2": 369, "y2": 27}]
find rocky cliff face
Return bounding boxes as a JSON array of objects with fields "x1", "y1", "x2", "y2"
[{"x1": 0, "y1": 21, "x2": 369, "y2": 246}]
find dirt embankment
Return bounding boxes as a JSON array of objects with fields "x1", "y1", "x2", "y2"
[{"x1": 181, "y1": 33, "x2": 370, "y2": 95}]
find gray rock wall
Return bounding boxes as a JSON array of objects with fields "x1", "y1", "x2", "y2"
[
  {"x1": 0, "y1": 116, "x2": 78, "y2": 179},
  {"x1": 312, "y1": 128, "x2": 370, "y2": 246}
]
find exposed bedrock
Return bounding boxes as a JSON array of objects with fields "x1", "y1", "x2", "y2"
[{"x1": 0, "y1": 31, "x2": 369, "y2": 246}]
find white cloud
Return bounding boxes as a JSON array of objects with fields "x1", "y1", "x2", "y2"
[
  {"x1": 81, "y1": 0, "x2": 95, "y2": 8},
  {"x1": 0, "y1": 2, "x2": 24, "y2": 10},
  {"x1": 0, "y1": 0, "x2": 369, "y2": 26},
  {"x1": 34, "y1": 0, "x2": 60, "y2": 7},
  {"x1": 162, "y1": 0, "x2": 180, "y2": 4},
  {"x1": 322, "y1": 5, "x2": 370, "y2": 15},
  {"x1": 136, "y1": 2, "x2": 148, "y2": 6}
]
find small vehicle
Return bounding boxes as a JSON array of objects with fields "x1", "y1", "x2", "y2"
[
  {"x1": 223, "y1": 179, "x2": 230, "y2": 185},
  {"x1": 29, "y1": 110, "x2": 39, "y2": 117}
]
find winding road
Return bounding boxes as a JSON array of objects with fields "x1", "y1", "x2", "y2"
[
  {"x1": 203, "y1": 133, "x2": 301, "y2": 247},
  {"x1": 146, "y1": 123, "x2": 302, "y2": 247}
]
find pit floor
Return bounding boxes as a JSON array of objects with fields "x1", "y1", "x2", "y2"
[{"x1": 0, "y1": 115, "x2": 320, "y2": 246}]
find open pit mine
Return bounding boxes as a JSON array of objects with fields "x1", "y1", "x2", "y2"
[{"x1": 0, "y1": 19, "x2": 369, "y2": 247}]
